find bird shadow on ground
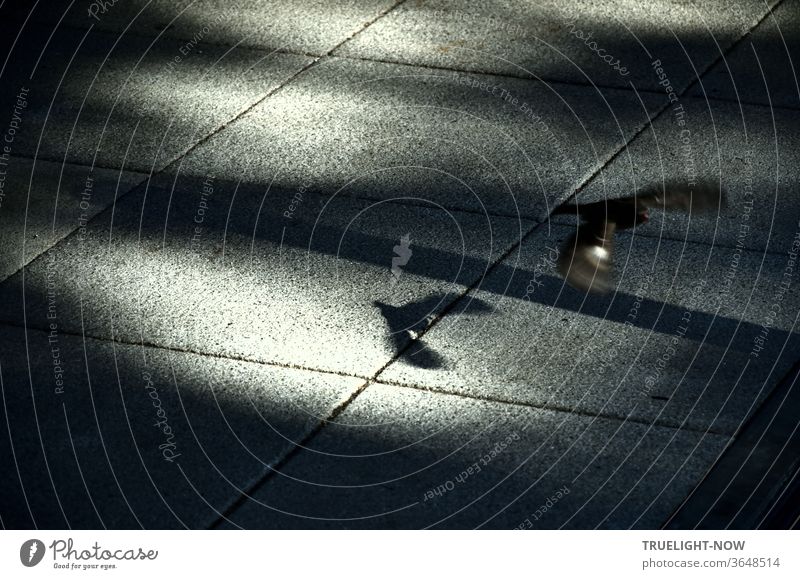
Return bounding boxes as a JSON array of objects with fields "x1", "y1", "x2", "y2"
[{"x1": 372, "y1": 292, "x2": 494, "y2": 369}]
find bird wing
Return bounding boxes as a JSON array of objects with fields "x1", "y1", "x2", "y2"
[
  {"x1": 558, "y1": 218, "x2": 616, "y2": 294},
  {"x1": 553, "y1": 180, "x2": 724, "y2": 293},
  {"x1": 636, "y1": 180, "x2": 724, "y2": 213}
]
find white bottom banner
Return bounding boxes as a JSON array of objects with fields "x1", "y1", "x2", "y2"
[{"x1": 1, "y1": 531, "x2": 797, "y2": 578}]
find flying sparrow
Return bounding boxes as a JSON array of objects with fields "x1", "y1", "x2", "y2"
[{"x1": 553, "y1": 181, "x2": 725, "y2": 293}]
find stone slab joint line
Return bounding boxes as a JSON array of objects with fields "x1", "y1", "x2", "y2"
[
  {"x1": 152, "y1": 0, "x2": 411, "y2": 175},
  {"x1": 207, "y1": 377, "x2": 374, "y2": 529},
  {"x1": 562, "y1": 0, "x2": 785, "y2": 208}
]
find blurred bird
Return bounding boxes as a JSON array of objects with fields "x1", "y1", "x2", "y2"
[{"x1": 553, "y1": 181, "x2": 725, "y2": 293}]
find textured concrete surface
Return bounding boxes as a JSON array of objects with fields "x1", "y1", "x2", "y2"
[
  {"x1": 223, "y1": 383, "x2": 729, "y2": 529},
  {"x1": 666, "y1": 362, "x2": 800, "y2": 529},
  {"x1": 380, "y1": 224, "x2": 800, "y2": 434},
  {"x1": 0, "y1": 171, "x2": 528, "y2": 377},
  {"x1": 0, "y1": 324, "x2": 362, "y2": 528},
  {"x1": 0, "y1": 157, "x2": 146, "y2": 282},
  {"x1": 337, "y1": 0, "x2": 776, "y2": 92},
  {"x1": 562, "y1": 96, "x2": 800, "y2": 253},
  {"x1": 0, "y1": 1, "x2": 797, "y2": 530},
  {"x1": 691, "y1": 0, "x2": 800, "y2": 109},
  {"x1": 173, "y1": 56, "x2": 663, "y2": 219},
  {"x1": 6, "y1": 0, "x2": 400, "y2": 56},
  {"x1": 0, "y1": 24, "x2": 312, "y2": 172}
]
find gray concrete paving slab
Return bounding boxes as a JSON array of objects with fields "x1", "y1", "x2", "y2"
[
  {"x1": 0, "y1": 169, "x2": 528, "y2": 377},
  {"x1": 691, "y1": 0, "x2": 800, "y2": 109},
  {"x1": 6, "y1": 0, "x2": 400, "y2": 56},
  {"x1": 0, "y1": 324, "x2": 362, "y2": 528},
  {"x1": 173, "y1": 56, "x2": 663, "y2": 219},
  {"x1": 0, "y1": 24, "x2": 312, "y2": 172},
  {"x1": 666, "y1": 361, "x2": 800, "y2": 529},
  {"x1": 0, "y1": 156, "x2": 146, "y2": 283},
  {"x1": 336, "y1": 0, "x2": 774, "y2": 92},
  {"x1": 558, "y1": 96, "x2": 800, "y2": 254},
  {"x1": 379, "y1": 223, "x2": 800, "y2": 434},
  {"x1": 222, "y1": 382, "x2": 728, "y2": 529}
]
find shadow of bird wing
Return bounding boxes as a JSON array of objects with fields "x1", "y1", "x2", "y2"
[{"x1": 404, "y1": 338, "x2": 447, "y2": 369}]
